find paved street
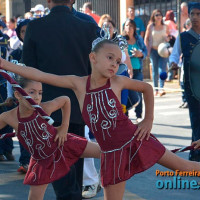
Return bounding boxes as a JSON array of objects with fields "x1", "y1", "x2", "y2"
[{"x1": 0, "y1": 81, "x2": 199, "y2": 200}]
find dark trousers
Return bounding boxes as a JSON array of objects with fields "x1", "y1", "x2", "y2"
[
  {"x1": 19, "y1": 142, "x2": 30, "y2": 165},
  {"x1": 180, "y1": 82, "x2": 187, "y2": 103},
  {"x1": 51, "y1": 123, "x2": 85, "y2": 200},
  {"x1": 0, "y1": 83, "x2": 13, "y2": 154},
  {"x1": 184, "y1": 83, "x2": 200, "y2": 161},
  {"x1": 132, "y1": 69, "x2": 143, "y2": 118}
]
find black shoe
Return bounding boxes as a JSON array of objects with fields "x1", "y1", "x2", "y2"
[{"x1": 179, "y1": 102, "x2": 185, "y2": 108}]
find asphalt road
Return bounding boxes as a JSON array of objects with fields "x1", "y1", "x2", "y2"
[{"x1": 0, "y1": 88, "x2": 199, "y2": 200}]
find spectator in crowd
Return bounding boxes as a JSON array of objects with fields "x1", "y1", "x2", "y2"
[
  {"x1": 31, "y1": 4, "x2": 45, "y2": 18},
  {"x1": 22, "y1": 0, "x2": 97, "y2": 199},
  {"x1": 165, "y1": 10, "x2": 178, "y2": 38},
  {"x1": 24, "y1": 12, "x2": 33, "y2": 19},
  {"x1": 123, "y1": 19, "x2": 147, "y2": 122},
  {"x1": 0, "y1": 15, "x2": 7, "y2": 30},
  {"x1": 98, "y1": 14, "x2": 112, "y2": 28},
  {"x1": 164, "y1": 10, "x2": 178, "y2": 82},
  {"x1": 82, "y1": 2, "x2": 101, "y2": 24},
  {"x1": 0, "y1": 46, "x2": 14, "y2": 162},
  {"x1": 123, "y1": 6, "x2": 145, "y2": 38},
  {"x1": 0, "y1": 29, "x2": 9, "y2": 50},
  {"x1": 8, "y1": 19, "x2": 31, "y2": 173},
  {"x1": 6, "y1": 18, "x2": 16, "y2": 38},
  {"x1": 144, "y1": 9, "x2": 169, "y2": 97},
  {"x1": 181, "y1": 2, "x2": 189, "y2": 32},
  {"x1": 0, "y1": 15, "x2": 7, "y2": 28}
]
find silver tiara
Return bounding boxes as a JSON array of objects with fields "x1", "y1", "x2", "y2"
[{"x1": 92, "y1": 23, "x2": 128, "y2": 51}]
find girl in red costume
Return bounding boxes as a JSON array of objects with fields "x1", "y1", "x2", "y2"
[{"x1": 0, "y1": 75, "x2": 100, "y2": 200}]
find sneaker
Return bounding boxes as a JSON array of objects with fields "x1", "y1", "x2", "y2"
[
  {"x1": 182, "y1": 102, "x2": 188, "y2": 109},
  {"x1": 0, "y1": 154, "x2": 6, "y2": 161},
  {"x1": 4, "y1": 152, "x2": 15, "y2": 161},
  {"x1": 82, "y1": 182, "x2": 101, "y2": 199},
  {"x1": 17, "y1": 164, "x2": 29, "y2": 174}
]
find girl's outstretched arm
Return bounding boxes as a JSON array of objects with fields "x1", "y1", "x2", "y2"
[
  {"x1": 0, "y1": 58, "x2": 79, "y2": 90},
  {"x1": 118, "y1": 75, "x2": 154, "y2": 141},
  {"x1": 42, "y1": 96, "x2": 71, "y2": 148}
]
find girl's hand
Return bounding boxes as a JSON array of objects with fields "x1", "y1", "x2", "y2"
[
  {"x1": 128, "y1": 68, "x2": 133, "y2": 79},
  {"x1": 134, "y1": 118, "x2": 153, "y2": 141},
  {"x1": 54, "y1": 126, "x2": 68, "y2": 148},
  {"x1": 192, "y1": 140, "x2": 200, "y2": 150},
  {"x1": 130, "y1": 49, "x2": 143, "y2": 58}
]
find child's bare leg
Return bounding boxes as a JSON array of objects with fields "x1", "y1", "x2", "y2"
[
  {"x1": 158, "y1": 149, "x2": 200, "y2": 171},
  {"x1": 104, "y1": 181, "x2": 126, "y2": 200},
  {"x1": 81, "y1": 141, "x2": 101, "y2": 158},
  {"x1": 28, "y1": 184, "x2": 48, "y2": 200}
]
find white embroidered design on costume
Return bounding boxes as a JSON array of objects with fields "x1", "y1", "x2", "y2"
[
  {"x1": 87, "y1": 88, "x2": 118, "y2": 140},
  {"x1": 19, "y1": 115, "x2": 65, "y2": 182}
]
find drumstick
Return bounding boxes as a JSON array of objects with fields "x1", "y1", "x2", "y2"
[
  {"x1": 0, "y1": 67, "x2": 54, "y2": 125},
  {"x1": 171, "y1": 145, "x2": 194, "y2": 154},
  {"x1": 0, "y1": 132, "x2": 16, "y2": 139}
]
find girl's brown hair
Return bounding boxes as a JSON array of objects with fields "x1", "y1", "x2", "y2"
[{"x1": 149, "y1": 9, "x2": 164, "y2": 25}]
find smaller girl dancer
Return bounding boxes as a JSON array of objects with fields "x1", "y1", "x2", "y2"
[
  {"x1": 0, "y1": 75, "x2": 100, "y2": 200},
  {"x1": 1, "y1": 39, "x2": 200, "y2": 200}
]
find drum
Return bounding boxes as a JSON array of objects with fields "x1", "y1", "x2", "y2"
[
  {"x1": 158, "y1": 42, "x2": 173, "y2": 58},
  {"x1": 190, "y1": 42, "x2": 200, "y2": 101}
]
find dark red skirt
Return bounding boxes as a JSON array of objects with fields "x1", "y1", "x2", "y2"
[
  {"x1": 24, "y1": 133, "x2": 87, "y2": 185},
  {"x1": 101, "y1": 134, "x2": 166, "y2": 187}
]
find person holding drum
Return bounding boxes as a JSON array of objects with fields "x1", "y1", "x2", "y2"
[
  {"x1": 169, "y1": 2, "x2": 200, "y2": 162},
  {"x1": 144, "y1": 9, "x2": 169, "y2": 97}
]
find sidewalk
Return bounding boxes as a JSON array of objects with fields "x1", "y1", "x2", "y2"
[{"x1": 145, "y1": 78, "x2": 182, "y2": 93}]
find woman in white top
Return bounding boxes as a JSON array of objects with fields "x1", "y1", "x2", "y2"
[{"x1": 145, "y1": 9, "x2": 169, "y2": 96}]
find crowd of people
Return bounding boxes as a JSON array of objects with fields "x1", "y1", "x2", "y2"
[{"x1": 0, "y1": 1, "x2": 200, "y2": 200}]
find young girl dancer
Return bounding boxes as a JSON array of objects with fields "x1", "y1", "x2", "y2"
[
  {"x1": 0, "y1": 75, "x2": 100, "y2": 200},
  {"x1": 0, "y1": 39, "x2": 200, "y2": 200}
]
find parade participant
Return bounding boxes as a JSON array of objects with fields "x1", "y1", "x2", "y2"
[
  {"x1": 169, "y1": 2, "x2": 200, "y2": 162},
  {"x1": 0, "y1": 74, "x2": 100, "y2": 200},
  {"x1": 22, "y1": 0, "x2": 97, "y2": 199},
  {"x1": 1, "y1": 38, "x2": 200, "y2": 200}
]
